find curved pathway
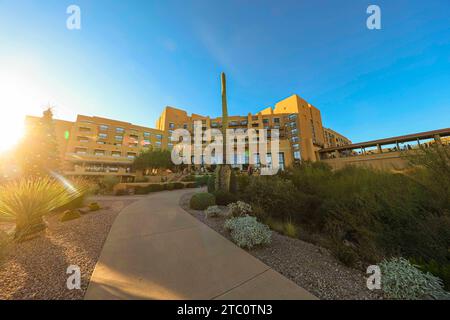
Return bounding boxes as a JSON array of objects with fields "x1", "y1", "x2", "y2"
[{"x1": 85, "y1": 189, "x2": 316, "y2": 300}]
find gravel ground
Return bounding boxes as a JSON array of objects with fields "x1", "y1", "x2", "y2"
[
  {"x1": 180, "y1": 192, "x2": 381, "y2": 300},
  {"x1": 0, "y1": 198, "x2": 137, "y2": 300}
]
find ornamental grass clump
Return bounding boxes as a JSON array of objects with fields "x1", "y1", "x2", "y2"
[
  {"x1": 379, "y1": 257, "x2": 450, "y2": 300},
  {"x1": 204, "y1": 205, "x2": 222, "y2": 218},
  {"x1": 224, "y1": 215, "x2": 271, "y2": 249},
  {"x1": 0, "y1": 177, "x2": 88, "y2": 240},
  {"x1": 227, "y1": 201, "x2": 252, "y2": 217}
]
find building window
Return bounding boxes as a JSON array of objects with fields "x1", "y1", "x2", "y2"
[
  {"x1": 75, "y1": 148, "x2": 87, "y2": 154},
  {"x1": 115, "y1": 135, "x2": 123, "y2": 141},
  {"x1": 112, "y1": 151, "x2": 121, "y2": 157},
  {"x1": 254, "y1": 153, "x2": 260, "y2": 166},
  {"x1": 229, "y1": 121, "x2": 238, "y2": 126},
  {"x1": 291, "y1": 129, "x2": 298, "y2": 135},
  {"x1": 127, "y1": 153, "x2": 137, "y2": 159},
  {"x1": 116, "y1": 127, "x2": 125, "y2": 133},
  {"x1": 288, "y1": 114, "x2": 297, "y2": 121},
  {"x1": 278, "y1": 152, "x2": 286, "y2": 170},
  {"x1": 292, "y1": 143, "x2": 300, "y2": 150},
  {"x1": 240, "y1": 120, "x2": 248, "y2": 126},
  {"x1": 291, "y1": 136, "x2": 299, "y2": 143},
  {"x1": 97, "y1": 141, "x2": 106, "y2": 145},
  {"x1": 311, "y1": 119, "x2": 316, "y2": 140},
  {"x1": 263, "y1": 119, "x2": 269, "y2": 124},
  {"x1": 77, "y1": 136, "x2": 89, "y2": 143},
  {"x1": 79, "y1": 127, "x2": 91, "y2": 132},
  {"x1": 143, "y1": 132, "x2": 150, "y2": 137},
  {"x1": 143, "y1": 139, "x2": 151, "y2": 146},
  {"x1": 98, "y1": 133, "x2": 107, "y2": 139},
  {"x1": 273, "y1": 118, "x2": 280, "y2": 123},
  {"x1": 94, "y1": 149, "x2": 105, "y2": 156},
  {"x1": 294, "y1": 151, "x2": 301, "y2": 160},
  {"x1": 156, "y1": 134, "x2": 163, "y2": 140},
  {"x1": 99, "y1": 124, "x2": 109, "y2": 131},
  {"x1": 168, "y1": 143, "x2": 173, "y2": 149},
  {"x1": 169, "y1": 123, "x2": 175, "y2": 129},
  {"x1": 252, "y1": 116, "x2": 258, "y2": 121},
  {"x1": 155, "y1": 141, "x2": 162, "y2": 147}
]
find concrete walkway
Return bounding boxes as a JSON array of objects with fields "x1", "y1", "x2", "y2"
[{"x1": 85, "y1": 189, "x2": 316, "y2": 300}]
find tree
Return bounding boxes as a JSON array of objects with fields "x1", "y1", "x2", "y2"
[
  {"x1": 19, "y1": 107, "x2": 60, "y2": 177},
  {"x1": 133, "y1": 148, "x2": 173, "y2": 173}
]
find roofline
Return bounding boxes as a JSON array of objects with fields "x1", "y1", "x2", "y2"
[{"x1": 319, "y1": 128, "x2": 450, "y2": 153}]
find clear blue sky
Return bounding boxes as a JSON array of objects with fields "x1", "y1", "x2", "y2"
[{"x1": 0, "y1": 0, "x2": 449, "y2": 143}]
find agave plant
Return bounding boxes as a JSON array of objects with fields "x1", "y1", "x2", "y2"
[{"x1": 0, "y1": 176, "x2": 88, "y2": 240}]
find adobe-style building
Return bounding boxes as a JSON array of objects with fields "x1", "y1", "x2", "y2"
[{"x1": 25, "y1": 94, "x2": 351, "y2": 181}]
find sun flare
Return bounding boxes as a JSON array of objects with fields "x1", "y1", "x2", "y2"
[{"x1": 0, "y1": 67, "x2": 49, "y2": 153}]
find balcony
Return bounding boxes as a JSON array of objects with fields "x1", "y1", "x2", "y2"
[
  {"x1": 65, "y1": 152, "x2": 134, "y2": 164},
  {"x1": 64, "y1": 166, "x2": 135, "y2": 176}
]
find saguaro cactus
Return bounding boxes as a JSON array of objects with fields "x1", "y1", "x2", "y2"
[{"x1": 215, "y1": 72, "x2": 232, "y2": 192}]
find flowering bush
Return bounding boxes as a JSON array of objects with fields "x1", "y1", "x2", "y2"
[
  {"x1": 224, "y1": 215, "x2": 271, "y2": 249},
  {"x1": 379, "y1": 257, "x2": 450, "y2": 300},
  {"x1": 205, "y1": 205, "x2": 222, "y2": 218},
  {"x1": 227, "y1": 201, "x2": 252, "y2": 217}
]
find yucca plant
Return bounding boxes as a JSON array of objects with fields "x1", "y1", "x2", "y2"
[{"x1": 0, "y1": 177, "x2": 87, "y2": 240}]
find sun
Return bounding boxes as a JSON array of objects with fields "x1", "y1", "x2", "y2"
[{"x1": 0, "y1": 67, "x2": 49, "y2": 153}]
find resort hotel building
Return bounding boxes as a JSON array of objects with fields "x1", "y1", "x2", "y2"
[{"x1": 25, "y1": 94, "x2": 351, "y2": 181}]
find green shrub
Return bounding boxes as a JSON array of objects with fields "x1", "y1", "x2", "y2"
[
  {"x1": 186, "y1": 182, "x2": 197, "y2": 188},
  {"x1": 181, "y1": 175, "x2": 196, "y2": 182},
  {"x1": 195, "y1": 175, "x2": 209, "y2": 187},
  {"x1": 89, "y1": 202, "x2": 101, "y2": 211},
  {"x1": 405, "y1": 145, "x2": 450, "y2": 211},
  {"x1": 165, "y1": 183, "x2": 175, "y2": 190},
  {"x1": 60, "y1": 209, "x2": 81, "y2": 222},
  {"x1": 229, "y1": 170, "x2": 237, "y2": 194},
  {"x1": 379, "y1": 257, "x2": 450, "y2": 300},
  {"x1": 146, "y1": 184, "x2": 165, "y2": 192},
  {"x1": 173, "y1": 182, "x2": 185, "y2": 189},
  {"x1": 242, "y1": 176, "x2": 298, "y2": 221},
  {"x1": 207, "y1": 175, "x2": 216, "y2": 192},
  {"x1": 134, "y1": 186, "x2": 149, "y2": 195},
  {"x1": 411, "y1": 258, "x2": 450, "y2": 292},
  {"x1": 333, "y1": 245, "x2": 358, "y2": 267},
  {"x1": 190, "y1": 193, "x2": 216, "y2": 210},
  {"x1": 265, "y1": 217, "x2": 285, "y2": 234},
  {"x1": 115, "y1": 189, "x2": 129, "y2": 196},
  {"x1": 236, "y1": 174, "x2": 250, "y2": 193},
  {"x1": 228, "y1": 201, "x2": 252, "y2": 217},
  {"x1": 213, "y1": 190, "x2": 237, "y2": 205},
  {"x1": 101, "y1": 176, "x2": 120, "y2": 192},
  {"x1": 205, "y1": 205, "x2": 222, "y2": 218},
  {"x1": 224, "y1": 215, "x2": 272, "y2": 249}
]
